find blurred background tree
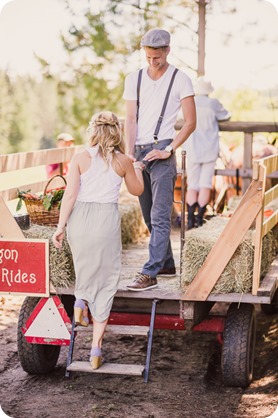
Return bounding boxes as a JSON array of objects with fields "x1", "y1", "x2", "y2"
[{"x1": 1, "y1": 0, "x2": 277, "y2": 154}]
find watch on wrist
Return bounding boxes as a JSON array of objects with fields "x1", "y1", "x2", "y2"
[{"x1": 164, "y1": 145, "x2": 174, "y2": 155}]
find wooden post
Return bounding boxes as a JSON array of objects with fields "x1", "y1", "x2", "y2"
[
  {"x1": 242, "y1": 132, "x2": 253, "y2": 194},
  {"x1": 180, "y1": 151, "x2": 187, "y2": 277},
  {"x1": 197, "y1": 0, "x2": 206, "y2": 76},
  {"x1": 252, "y1": 163, "x2": 266, "y2": 295}
]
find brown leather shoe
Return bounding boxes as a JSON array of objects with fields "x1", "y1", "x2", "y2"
[
  {"x1": 127, "y1": 273, "x2": 158, "y2": 292},
  {"x1": 157, "y1": 267, "x2": 176, "y2": 277}
]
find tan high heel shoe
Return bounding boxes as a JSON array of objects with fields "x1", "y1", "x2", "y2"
[
  {"x1": 90, "y1": 356, "x2": 102, "y2": 370},
  {"x1": 74, "y1": 307, "x2": 89, "y2": 327},
  {"x1": 90, "y1": 347, "x2": 102, "y2": 370},
  {"x1": 74, "y1": 299, "x2": 89, "y2": 327}
]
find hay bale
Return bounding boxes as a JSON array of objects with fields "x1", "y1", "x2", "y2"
[
  {"x1": 23, "y1": 225, "x2": 75, "y2": 289},
  {"x1": 119, "y1": 203, "x2": 147, "y2": 246},
  {"x1": 119, "y1": 188, "x2": 148, "y2": 246},
  {"x1": 181, "y1": 217, "x2": 278, "y2": 294}
]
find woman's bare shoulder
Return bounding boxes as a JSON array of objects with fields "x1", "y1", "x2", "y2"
[
  {"x1": 72, "y1": 149, "x2": 90, "y2": 161},
  {"x1": 115, "y1": 152, "x2": 132, "y2": 167}
]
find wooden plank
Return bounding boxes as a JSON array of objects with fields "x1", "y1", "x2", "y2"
[
  {"x1": 242, "y1": 132, "x2": 253, "y2": 194},
  {"x1": 218, "y1": 121, "x2": 278, "y2": 133},
  {"x1": 182, "y1": 179, "x2": 264, "y2": 301},
  {"x1": 57, "y1": 281, "x2": 274, "y2": 304},
  {"x1": 0, "y1": 146, "x2": 83, "y2": 173},
  {"x1": 1, "y1": 181, "x2": 47, "y2": 202},
  {"x1": 175, "y1": 120, "x2": 278, "y2": 133},
  {"x1": 261, "y1": 211, "x2": 278, "y2": 237},
  {"x1": 252, "y1": 165, "x2": 266, "y2": 294},
  {"x1": 207, "y1": 292, "x2": 272, "y2": 304},
  {"x1": 67, "y1": 361, "x2": 145, "y2": 375},
  {"x1": 1, "y1": 175, "x2": 70, "y2": 201},
  {"x1": 74, "y1": 324, "x2": 149, "y2": 336},
  {"x1": 180, "y1": 301, "x2": 214, "y2": 325},
  {"x1": 105, "y1": 325, "x2": 149, "y2": 335},
  {"x1": 264, "y1": 184, "x2": 278, "y2": 207},
  {"x1": 0, "y1": 197, "x2": 25, "y2": 239},
  {"x1": 253, "y1": 160, "x2": 259, "y2": 181},
  {"x1": 215, "y1": 168, "x2": 252, "y2": 178},
  {"x1": 257, "y1": 256, "x2": 278, "y2": 297},
  {"x1": 116, "y1": 277, "x2": 183, "y2": 301},
  {"x1": 260, "y1": 154, "x2": 278, "y2": 177}
]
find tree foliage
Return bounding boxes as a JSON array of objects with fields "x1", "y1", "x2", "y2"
[{"x1": 1, "y1": 0, "x2": 277, "y2": 154}]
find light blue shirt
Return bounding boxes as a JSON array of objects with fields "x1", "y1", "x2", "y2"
[{"x1": 183, "y1": 95, "x2": 230, "y2": 163}]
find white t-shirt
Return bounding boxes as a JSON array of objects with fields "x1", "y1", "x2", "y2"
[
  {"x1": 123, "y1": 64, "x2": 194, "y2": 145},
  {"x1": 183, "y1": 95, "x2": 230, "y2": 163}
]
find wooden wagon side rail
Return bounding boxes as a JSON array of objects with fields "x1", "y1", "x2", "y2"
[
  {"x1": 252, "y1": 155, "x2": 278, "y2": 294},
  {"x1": 175, "y1": 120, "x2": 278, "y2": 193},
  {"x1": 0, "y1": 146, "x2": 83, "y2": 201},
  {"x1": 182, "y1": 153, "x2": 277, "y2": 301}
]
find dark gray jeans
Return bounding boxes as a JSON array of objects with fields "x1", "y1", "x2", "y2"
[{"x1": 134, "y1": 139, "x2": 177, "y2": 278}]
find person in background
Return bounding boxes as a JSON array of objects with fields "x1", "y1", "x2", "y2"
[
  {"x1": 183, "y1": 76, "x2": 231, "y2": 229},
  {"x1": 46, "y1": 132, "x2": 75, "y2": 178},
  {"x1": 123, "y1": 28, "x2": 196, "y2": 291},
  {"x1": 52, "y1": 111, "x2": 144, "y2": 369}
]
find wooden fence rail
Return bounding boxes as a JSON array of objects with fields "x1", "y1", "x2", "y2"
[{"x1": 0, "y1": 121, "x2": 277, "y2": 203}]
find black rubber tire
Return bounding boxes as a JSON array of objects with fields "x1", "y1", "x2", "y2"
[
  {"x1": 222, "y1": 303, "x2": 256, "y2": 387},
  {"x1": 17, "y1": 297, "x2": 61, "y2": 374}
]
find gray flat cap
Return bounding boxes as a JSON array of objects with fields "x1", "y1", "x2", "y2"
[{"x1": 141, "y1": 28, "x2": 170, "y2": 48}]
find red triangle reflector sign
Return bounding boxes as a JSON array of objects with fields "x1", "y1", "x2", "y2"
[{"x1": 22, "y1": 296, "x2": 71, "y2": 346}]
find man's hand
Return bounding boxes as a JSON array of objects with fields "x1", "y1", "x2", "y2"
[{"x1": 143, "y1": 149, "x2": 172, "y2": 162}]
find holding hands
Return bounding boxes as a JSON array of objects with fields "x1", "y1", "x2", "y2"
[{"x1": 133, "y1": 161, "x2": 145, "y2": 171}]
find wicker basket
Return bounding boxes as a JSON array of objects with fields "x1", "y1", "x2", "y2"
[{"x1": 24, "y1": 175, "x2": 67, "y2": 227}]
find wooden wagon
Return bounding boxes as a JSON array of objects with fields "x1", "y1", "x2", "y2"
[{"x1": 0, "y1": 134, "x2": 277, "y2": 386}]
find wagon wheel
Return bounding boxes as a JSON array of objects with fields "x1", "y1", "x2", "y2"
[
  {"x1": 221, "y1": 303, "x2": 256, "y2": 387},
  {"x1": 17, "y1": 297, "x2": 61, "y2": 374}
]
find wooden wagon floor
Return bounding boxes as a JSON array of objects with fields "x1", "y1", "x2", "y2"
[
  {"x1": 118, "y1": 228, "x2": 182, "y2": 300},
  {"x1": 117, "y1": 227, "x2": 277, "y2": 304},
  {"x1": 57, "y1": 227, "x2": 276, "y2": 304}
]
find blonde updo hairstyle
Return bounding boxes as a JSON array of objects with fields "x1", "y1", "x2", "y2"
[{"x1": 87, "y1": 111, "x2": 125, "y2": 162}]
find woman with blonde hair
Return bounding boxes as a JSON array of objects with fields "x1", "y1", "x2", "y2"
[{"x1": 52, "y1": 111, "x2": 144, "y2": 369}]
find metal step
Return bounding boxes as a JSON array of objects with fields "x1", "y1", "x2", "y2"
[
  {"x1": 67, "y1": 361, "x2": 145, "y2": 376},
  {"x1": 74, "y1": 324, "x2": 149, "y2": 336}
]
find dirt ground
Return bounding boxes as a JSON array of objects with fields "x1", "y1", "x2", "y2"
[{"x1": 0, "y1": 230, "x2": 277, "y2": 418}]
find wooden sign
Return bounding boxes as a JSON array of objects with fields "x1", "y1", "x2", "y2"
[{"x1": 0, "y1": 238, "x2": 49, "y2": 296}]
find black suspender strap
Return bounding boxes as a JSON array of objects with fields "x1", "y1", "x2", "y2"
[
  {"x1": 136, "y1": 67, "x2": 179, "y2": 141},
  {"x1": 136, "y1": 69, "x2": 143, "y2": 123},
  {"x1": 153, "y1": 67, "x2": 179, "y2": 141}
]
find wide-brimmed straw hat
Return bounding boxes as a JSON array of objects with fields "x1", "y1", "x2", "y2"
[{"x1": 194, "y1": 77, "x2": 214, "y2": 95}]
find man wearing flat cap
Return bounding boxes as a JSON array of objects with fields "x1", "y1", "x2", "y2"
[{"x1": 123, "y1": 28, "x2": 196, "y2": 291}]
